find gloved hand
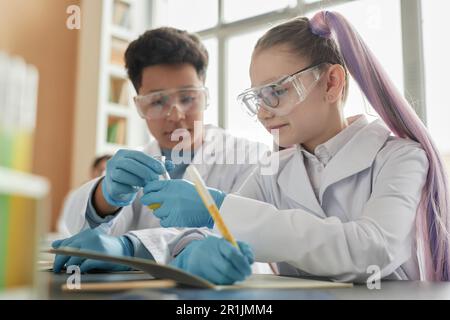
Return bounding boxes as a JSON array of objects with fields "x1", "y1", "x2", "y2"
[
  {"x1": 140, "y1": 179, "x2": 226, "y2": 228},
  {"x1": 102, "y1": 149, "x2": 173, "y2": 207},
  {"x1": 170, "y1": 237, "x2": 254, "y2": 285},
  {"x1": 52, "y1": 228, "x2": 134, "y2": 273}
]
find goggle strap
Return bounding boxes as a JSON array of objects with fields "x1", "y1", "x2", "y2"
[{"x1": 292, "y1": 77, "x2": 306, "y2": 96}]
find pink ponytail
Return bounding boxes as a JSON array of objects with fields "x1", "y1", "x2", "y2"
[{"x1": 310, "y1": 11, "x2": 450, "y2": 281}]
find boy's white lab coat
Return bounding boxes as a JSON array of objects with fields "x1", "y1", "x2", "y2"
[
  {"x1": 58, "y1": 124, "x2": 269, "y2": 236},
  {"x1": 131, "y1": 118, "x2": 429, "y2": 282}
]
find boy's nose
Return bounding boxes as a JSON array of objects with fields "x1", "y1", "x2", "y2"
[{"x1": 166, "y1": 103, "x2": 186, "y2": 121}]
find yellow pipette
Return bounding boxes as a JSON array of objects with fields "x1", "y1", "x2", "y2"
[{"x1": 147, "y1": 155, "x2": 170, "y2": 210}]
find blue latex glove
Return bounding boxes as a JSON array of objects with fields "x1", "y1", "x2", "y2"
[
  {"x1": 170, "y1": 237, "x2": 254, "y2": 285},
  {"x1": 140, "y1": 179, "x2": 226, "y2": 228},
  {"x1": 102, "y1": 149, "x2": 173, "y2": 207},
  {"x1": 51, "y1": 228, "x2": 134, "y2": 273}
]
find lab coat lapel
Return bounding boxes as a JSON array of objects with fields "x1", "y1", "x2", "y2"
[
  {"x1": 319, "y1": 119, "x2": 391, "y2": 203},
  {"x1": 187, "y1": 125, "x2": 216, "y2": 181},
  {"x1": 278, "y1": 147, "x2": 326, "y2": 218}
]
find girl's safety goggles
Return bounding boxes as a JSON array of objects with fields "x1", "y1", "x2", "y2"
[
  {"x1": 134, "y1": 87, "x2": 209, "y2": 120},
  {"x1": 237, "y1": 63, "x2": 328, "y2": 117}
]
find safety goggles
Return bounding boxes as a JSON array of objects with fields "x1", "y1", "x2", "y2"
[
  {"x1": 134, "y1": 87, "x2": 209, "y2": 120},
  {"x1": 237, "y1": 63, "x2": 328, "y2": 117}
]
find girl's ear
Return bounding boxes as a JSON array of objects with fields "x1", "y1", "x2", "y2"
[{"x1": 324, "y1": 64, "x2": 346, "y2": 103}]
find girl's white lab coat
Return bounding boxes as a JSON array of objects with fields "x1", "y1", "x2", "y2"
[
  {"x1": 57, "y1": 124, "x2": 269, "y2": 236},
  {"x1": 131, "y1": 118, "x2": 429, "y2": 282}
]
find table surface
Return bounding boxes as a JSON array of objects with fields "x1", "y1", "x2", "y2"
[{"x1": 38, "y1": 271, "x2": 450, "y2": 300}]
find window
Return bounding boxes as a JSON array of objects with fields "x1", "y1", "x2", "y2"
[
  {"x1": 309, "y1": 0, "x2": 404, "y2": 118},
  {"x1": 202, "y1": 37, "x2": 219, "y2": 126},
  {"x1": 422, "y1": 0, "x2": 450, "y2": 166},
  {"x1": 223, "y1": 0, "x2": 296, "y2": 23},
  {"x1": 226, "y1": 29, "x2": 272, "y2": 146},
  {"x1": 151, "y1": 0, "x2": 218, "y2": 31},
  {"x1": 150, "y1": 0, "x2": 428, "y2": 151}
]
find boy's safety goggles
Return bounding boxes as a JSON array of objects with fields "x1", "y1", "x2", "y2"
[
  {"x1": 134, "y1": 87, "x2": 209, "y2": 120},
  {"x1": 237, "y1": 63, "x2": 328, "y2": 117}
]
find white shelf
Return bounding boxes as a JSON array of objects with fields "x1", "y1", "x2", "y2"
[
  {"x1": 0, "y1": 167, "x2": 49, "y2": 198},
  {"x1": 71, "y1": 0, "x2": 148, "y2": 187},
  {"x1": 107, "y1": 64, "x2": 128, "y2": 79},
  {"x1": 111, "y1": 25, "x2": 135, "y2": 42},
  {"x1": 106, "y1": 103, "x2": 131, "y2": 117}
]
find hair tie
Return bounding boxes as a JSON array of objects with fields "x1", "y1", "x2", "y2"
[{"x1": 310, "y1": 11, "x2": 332, "y2": 39}]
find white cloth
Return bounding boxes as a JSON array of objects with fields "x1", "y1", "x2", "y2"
[
  {"x1": 300, "y1": 115, "x2": 367, "y2": 199},
  {"x1": 215, "y1": 116, "x2": 429, "y2": 283}
]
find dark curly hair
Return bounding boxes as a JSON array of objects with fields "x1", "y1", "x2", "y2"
[{"x1": 125, "y1": 27, "x2": 209, "y2": 92}]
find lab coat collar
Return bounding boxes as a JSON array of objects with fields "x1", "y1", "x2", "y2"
[
  {"x1": 279, "y1": 148, "x2": 327, "y2": 217},
  {"x1": 299, "y1": 114, "x2": 368, "y2": 166},
  {"x1": 319, "y1": 118, "x2": 391, "y2": 202},
  {"x1": 278, "y1": 117, "x2": 391, "y2": 217}
]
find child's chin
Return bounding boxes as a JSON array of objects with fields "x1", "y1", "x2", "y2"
[{"x1": 276, "y1": 137, "x2": 297, "y2": 149}]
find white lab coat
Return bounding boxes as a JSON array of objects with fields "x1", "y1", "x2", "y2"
[
  {"x1": 130, "y1": 117, "x2": 428, "y2": 281},
  {"x1": 214, "y1": 118, "x2": 429, "y2": 282},
  {"x1": 58, "y1": 124, "x2": 270, "y2": 236}
]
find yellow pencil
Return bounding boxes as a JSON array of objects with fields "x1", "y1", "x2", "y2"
[
  {"x1": 148, "y1": 155, "x2": 171, "y2": 211},
  {"x1": 186, "y1": 166, "x2": 239, "y2": 248}
]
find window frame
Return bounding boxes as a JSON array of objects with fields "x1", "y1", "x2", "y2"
[{"x1": 149, "y1": 0, "x2": 427, "y2": 127}]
